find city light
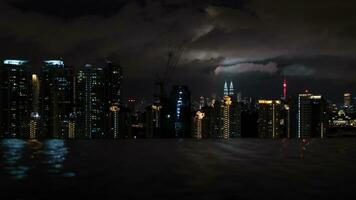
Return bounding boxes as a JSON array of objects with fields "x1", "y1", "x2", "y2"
[
  {"x1": 32, "y1": 74, "x2": 38, "y2": 81},
  {"x1": 258, "y1": 100, "x2": 281, "y2": 104},
  {"x1": 4, "y1": 59, "x2": 27, "y2": 65},
  {"x1": 44, "y1": 60, "x2": 64, "y2": 66}
]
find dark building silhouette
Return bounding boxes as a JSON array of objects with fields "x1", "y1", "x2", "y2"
[
  {"x1": 105, "y1": 61, "x2": 123, "y2": 139},
  {"x1": 40, "y1": 60, "x2": 73, "y2": 138},
  {"x1": 0, "y1": 60, "x2": 31, "y2": 138},
  {"x1": 297, "y1": 92, "x2": 328, "y2": 138},
  {"x1": 74, "y1": 61, "x2": 123, "y2": 139},
  {"x1": 75, "y1": 64, "x2": 106, "y2": 139},
  {"x1": 241, "y1": 102, "x2": 258, "y2": 138},
  {"x1": 145, "y1": 103, "x2": 162, "y2": 138},
  {"x1": 201, "y1": 100, "x2": 222, "y2": 138},
  {"x1": 29, "y1": 74, "x2": 41, "y2": 139},
  {"x1": 230, "y1": 98, "x2": 241, "y2": 138},
  {"x1": 257, "y1": 100, "x2": 283, "y2": 139}
]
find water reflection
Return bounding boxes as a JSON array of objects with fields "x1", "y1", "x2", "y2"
[
  {"x1": 43, "y1": 139, "x2": 68, "y2": 174},
  {"x1": 1, "y1": 139, "x2": 29, "y2": 179},
  {"x1": 1, "y1": 139, "x2": 72, "y2": 179}
]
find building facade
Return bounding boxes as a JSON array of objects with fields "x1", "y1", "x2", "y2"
[
  {"x1": 257, "y1": 100, "x2": 283, "y2": 139},
  {"x1": 297, "y1": 92, "x2": 328, "y2": 138},
  {"x1": 41, "y1": 60, "x2": 73, "y2": 138},
  {"x1": 0, "y1": 60, "x2": 31, "y2": 138}
]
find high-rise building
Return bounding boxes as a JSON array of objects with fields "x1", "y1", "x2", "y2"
[
  {"x1": 68, "y1": 112, "x2": 76, "y2": 139},
  {"x1": 0, "y1": 60, "x2": 31, "y2": 138},
  {"x1": 201, "y1": 96, "x2": 237, "y2": 139},
  {"x1": 298, "y1": 93, "x2": 312, "y2": 138},
  {"x1": 145, "y1": 103, "x2": 162, "y2": 138},
  {"x1": 344, "y1": 93, "x2": 351, "y2": 107},
  {"x1": 108, "y1": 105, "x2": 120, "y2": 139},
  {"x1": 75, "y1": 64, "x2": 106, "y2": 139},
  {"x1": 223, "y1": 81, "x2": 229, "y2": 96},
  {"x1": 73, "y1": 69, "x2": 86, "y2": 138},
  {"x1": 201, "y1": 99, "x2": 222, "y2": 138},
  {"x1": 229, "y1": 99, "x2": 241, "y2": 138},
  {"x1": 229, "y1": 81, "x2": 234, "y2": 96},
  {"x1": 169, "y1": 85, "x2": 191, "y2": 138},
  {"x1": 41, "y1": 60, "x2": 73, "y2": 138},
  {"x1": 74, "y1": 61, "x2": 123, "y2": 139},
  {"x1": 257, "y1": 100, "x2": 283, "y2": 139},
  {"x1": 29, "y1": 74, "x2": 41, "y2": 139},
  {"x1": 222, "y1": 96, "x2": 232, "y2": 139},
  {"x1": 105, "y1": 61, "x2": 123, "y2": 139},
  {"x1": 297, "y1": 92, "x2": 328, "y2": 138},
  {"x1": 193, "y1": 111, "x2": 205, "y2": 139},
  {"x1": 223, "y1": 81, "x2": 235, "y2": 99}
]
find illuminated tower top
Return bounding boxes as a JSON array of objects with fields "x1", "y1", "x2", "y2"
[
  {"x1": 283, "y1": 78, "x2": 287, "y2": 99},
  {"x1": 44, "y1": 60, "x2": 64, "y2": 67},
  {"x1": 3, "y1": 59, "x2": 28, "y2": 65},
  {"x1": 224, "y1": 81, "x2": 228, "y2": 96},
  {"x1": 229, "y1": 81, "x2": 234, "y2": 96}
]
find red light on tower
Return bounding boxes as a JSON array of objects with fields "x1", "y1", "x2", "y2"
[{"x1": 283, "y1": 78, "x2": 287, "y2": 99}]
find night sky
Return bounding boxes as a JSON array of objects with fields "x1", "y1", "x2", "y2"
[{"x1": 1, "y1": 0, "x2": 356, "y2": 102}]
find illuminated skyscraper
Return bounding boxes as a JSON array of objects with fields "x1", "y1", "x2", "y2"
[
  {"x1": 0, "y1": 60, "x2": 31, "y2": 138},
  {"x1": 298, "y1": 93, "x2": 312, "y2": 138},
  {"x1": 41, "y1": 60, "x2": 73, "y2": 138},
  {"x1": 220, "y1": 81, "x2": 240, "y2": 137},
  {"x1": 82, "y1": 64, "x2": 106, "y2": 139},
  {"x1": 257, "y1": 100, "x2": 283, "y2": 139},
  {"x1": 108, "y1": 105, "x2": 120, "y2": 139},
  {"x1": 193, "y1": 111, "x2": 205, "y2": 139},
  {"x1": 105, "y1": 61, "x2": 123, "y2": 106},
  {"x1": 297, "y1": 92, "x2": 328, "y2": 138},
  {"x1": 229, "y1": 81, "x2": 234, "y2": 96},
  {"x1": 29, "y1": 74, "x2": 40, "y2": 139},
  {"x1": 223, "y1": 81, "x2": 229, "y2": 96},
  {"x1": 73, "y1": 70, "x2": 86, "y2": 138},
  {"x1": 223, "y1": 81, "x2": 235, "y2": 98},
  {"x1": 344, "y1": 93, "x2": 351, "y2": 107},
  {"x1": 169, "y1": 85, "x2": 191, "y2": 138},
  {"x1": 74, "y1": 61, "x2": 123, "y2": 139},
  {"x1": 105, "y1": 61, "x2": 123, "y2": 139},
  {"x1": 222, "y1": 96, "x2": 232, "y2": 139},
  {"x1": 68, "y1": 113, "x2": 76, "y2": 139}
]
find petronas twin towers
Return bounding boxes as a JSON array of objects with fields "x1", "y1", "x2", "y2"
[{"x1": 223, "y1": 81, "x2": 234, "y2": 96}]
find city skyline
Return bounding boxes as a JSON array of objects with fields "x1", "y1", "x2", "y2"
[
  {"x1": 2, "y1": 1, "x2": 356, "y2": 199},
  {"x1": 1, "y1": 57, "x2": 355, "y2": 139}
]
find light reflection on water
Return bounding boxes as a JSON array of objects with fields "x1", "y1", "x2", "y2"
[
  {"x1": 1, "y1": 139, "x2": 29, "y2": 179},
  {"x1": 43, "y1": 139, "x2": 68, "y2": 173},
  {"x1": 1, "y1": 138, "x2": 356, "y2": 199},
  {"x1": 0, "y1": 139, "x2": 74, "y2": 179}
]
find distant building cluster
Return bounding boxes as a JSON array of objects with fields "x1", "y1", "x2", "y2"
[
  {"x1": 1, "y1": 59, "x2": 355, "y2": 139},
  {"x1": 130, "y1": 80, "x2": 356, "y2": 139}
]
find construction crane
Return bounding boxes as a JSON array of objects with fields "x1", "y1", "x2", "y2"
[{"x1": 155, "y1": 40, "x2": 188, "y2": 103}]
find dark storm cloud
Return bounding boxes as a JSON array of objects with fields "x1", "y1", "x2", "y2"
[
  {"x1": 1, "y1": 0, "x2": 356, "y2": 100},
  {"x1": 9, "y1": 0, "x2": 130, "y2": 18}
]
